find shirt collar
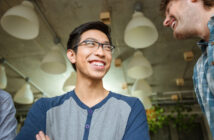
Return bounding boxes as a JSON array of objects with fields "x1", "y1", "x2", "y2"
[{"x1": 197, "y1": 39, "x2": 208, "y2": 52}]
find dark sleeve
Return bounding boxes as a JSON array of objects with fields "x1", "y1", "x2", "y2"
[
  {"x1": 15, "y1": 98, "x2": 47, "y2": 140},
  {"x1": 122, "y1": 99, "x2": 150, "y2": 140}
]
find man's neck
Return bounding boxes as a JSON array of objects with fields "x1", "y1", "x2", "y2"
[
  {"x1": 74, "y1": 75, "x2": 109, "y2": 107},
  {"x1": 197, "y1": 7, "x2": 214, "y2": 41}
]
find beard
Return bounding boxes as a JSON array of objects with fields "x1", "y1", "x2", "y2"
[
  {"x1": 173, "y1": 22, "x2": 198, "y2": 40},
  {"x1": 173, "y1": 7, "x2": 199, "y2": 40},
  {"x1": 173, "y1": 30, "x2": 196, "y2": 39}
]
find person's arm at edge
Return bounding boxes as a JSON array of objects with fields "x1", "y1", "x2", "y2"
[{"x1": 0, "y1": 93, "x2": 17, "y2": 140}]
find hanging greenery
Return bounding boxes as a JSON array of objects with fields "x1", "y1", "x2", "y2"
[
  {"x1": 167, "y1": 104, "x2": 198, "y2": 132},
  {"x1": 146, "y1": 104, "x2": 198, "y2": 133},
  {"x1": 146, "y1": 106, "x2": 167, "y2": 133}
]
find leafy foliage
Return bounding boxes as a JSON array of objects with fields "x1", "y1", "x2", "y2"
[
  {"x1": 146, "y1": 105, "x2": 198, "y2": 133},
  {"x1": 146, "y1": 106, "x2": 167, "y2": 133}
]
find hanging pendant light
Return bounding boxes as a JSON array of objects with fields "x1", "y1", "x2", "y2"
[
  {"x1": 0, "y1": 65, "x2": 7, "y2": 89},
  {"x1": 132, "y1": 90, "x2": 152, "y2": 109},
  {"x1": 63, "y1": 72, "x2": 76, "y2": 92},
  {"x1": 124, "y1": 2, "x2": 158, "y2": 48},
  {"x1": 40, "y1": 46, "x2": 66, "y2": 74},
  {"x1": 14, "y1": 79, "x2": 34, "y2": 104},
  {"x1": 0, "y1": 1, "x2": 39, "y2": 40},
  {"x1": 132, "y1": 79, "x2": 152, "y2": 96},
  {"x1": 127, "y1": 51, "x2": 153, "y2": 79}
]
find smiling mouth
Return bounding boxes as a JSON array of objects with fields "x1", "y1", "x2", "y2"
[
  {"x1": 88, "y1": 60, "x2": 106, "y2": 69},
  {"x1": 91, "y1": 61, "x2": 104, "y2": 66}
]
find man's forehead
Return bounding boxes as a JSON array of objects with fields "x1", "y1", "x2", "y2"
[{"x1": 80, "y1": 29, "x2": 109, "y2": 42}]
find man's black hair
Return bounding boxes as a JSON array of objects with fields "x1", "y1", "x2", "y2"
[{"x1": 67, "y1": 21, "x2": 112, "y2": 71}]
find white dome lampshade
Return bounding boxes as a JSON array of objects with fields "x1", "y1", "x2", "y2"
[
  {"x1": 0, "y1": 65, "x2": 7, "y2": 89},
  {"x1": 132, "y1": 79, "x2": 152, "y2": 96},
  {"x1": 0, "y1": 1, "x2": 39, "y2": 40},
  {"x1": 127, "y1": 51, "x2": 153, "y2": 79},
  {"x1": 14, "y1": 83, "x2": 34, "y2": 104},
  {"x1": 40, "y1": 46, "x2": 66, "y2": 74},
  {"x1": 63, "y1": 72, "x2": 76, "y2": 92},
  {"x1": 124, "y1": 11, "x2": 158, "y2": 48},
  {"x1": 132, "y1": 91, "x2": 152, "y2": 109}
]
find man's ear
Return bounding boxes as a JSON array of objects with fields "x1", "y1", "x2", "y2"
[{"x1": 67, "y1": 49, "x2": 76, "y2": 64}]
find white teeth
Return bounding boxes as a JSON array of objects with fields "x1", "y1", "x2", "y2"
[
  {"x1": 91, "y1": 62, "x2": 104, "y2": 66},
  {"x1": 171, "y1": 21, "x2": 176, "y2": 29}
]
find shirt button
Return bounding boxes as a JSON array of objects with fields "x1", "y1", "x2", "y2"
[
  {"x1": 88, "y1": 109, "x2": 93, "y2": 114},
  {"x1": 85, "y1": 124, "x2": 90, "y2": 129}
]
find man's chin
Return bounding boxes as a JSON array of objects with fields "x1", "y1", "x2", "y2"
[
  {"x1": 174, "y1": 32, "x2": 189, "y2": 40},
  {"x1": 173, "y1": 29, "x2": 195, "y2": 40}
]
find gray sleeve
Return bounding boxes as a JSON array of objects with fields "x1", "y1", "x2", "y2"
[{"x1": 0, "y1": 92, "x2": 17, "y2": 140}]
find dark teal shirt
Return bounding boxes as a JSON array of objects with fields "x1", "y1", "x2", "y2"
[{"x1": 15, "y1": 90, "x2": 150, "y2": 140}]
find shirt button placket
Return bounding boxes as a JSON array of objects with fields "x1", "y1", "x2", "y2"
[{"x1": 83, "y1": 109, "x2": 93, "y2": 140}]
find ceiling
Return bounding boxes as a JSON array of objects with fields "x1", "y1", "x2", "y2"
[{"x1": 0, "y1": 0, "x2": 201, "y2": 105}]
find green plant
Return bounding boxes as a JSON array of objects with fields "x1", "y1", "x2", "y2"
[
  {"x1": 146, "y1": 106, "x2": 167, "y2": 133},
  {"x1": 167, "y1": 104, "x2": 197, "y2": 132},
  {"x1": 146, "y1": 105, "x2": 198, "y2": 133}
]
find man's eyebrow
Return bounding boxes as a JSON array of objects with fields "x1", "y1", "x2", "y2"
[
  {"x1": 85, "y1": 37, "x2": 110, "y2": 44},
  {"x1": 84, "y1": 37, "x2": 97, "y2": 41},
  {"x1": 103, "y1": 41, "x2": 110, "y2": 44}
]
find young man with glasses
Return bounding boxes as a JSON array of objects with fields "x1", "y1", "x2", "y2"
[{"x1": 15, "y1": 21, "x2": 150, "y2": 140}]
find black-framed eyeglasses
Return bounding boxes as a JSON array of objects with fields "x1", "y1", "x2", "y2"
[{"x1": 74, "y1": 39, "x2": 115, "y2": 53}]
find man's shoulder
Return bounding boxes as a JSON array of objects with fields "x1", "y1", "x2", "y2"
[
  {"x1": 110, "y1": 92, "x2": 141, "y2": 108},
  {"x1": 32, "y1": 91, "x2": 74, "y2": 113}
]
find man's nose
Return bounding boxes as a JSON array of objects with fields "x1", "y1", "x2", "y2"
[
  {"x1": 94, "y1": 45, "x2": 105, "y2": 56},
  {"x1": 163, "y1": 16, "x2": 170, "y2": 27}
]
